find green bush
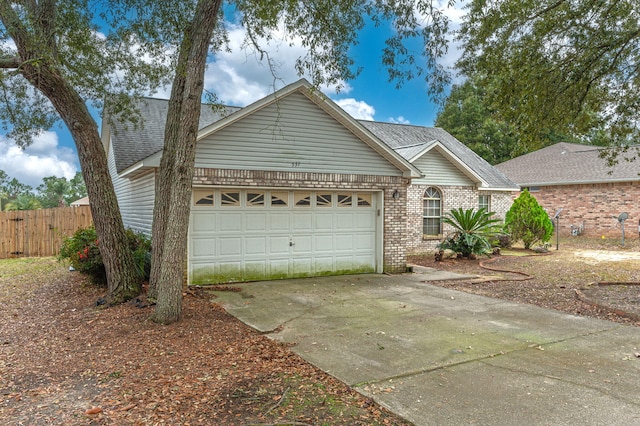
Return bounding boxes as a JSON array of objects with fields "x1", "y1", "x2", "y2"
[
  {"x1": 59, "y1": 226, "x2": 151, "y2": 286},
  {"x1": 504, "y1": 190, "x2": 554, "y2": 249},
  {"x1": 438, "y1": 208, "x2": 501, "y2": 258}
]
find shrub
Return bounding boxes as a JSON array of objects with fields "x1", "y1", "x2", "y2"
[
  {"x1": 438, "y1": 208, "x2": 501, "y2": 258},
  {"x1": 504, "y1": 190, "x2": 554, "y2": 249},
  {"x1": 59, "y1": 227, "x2": 151, "y2": 286}
]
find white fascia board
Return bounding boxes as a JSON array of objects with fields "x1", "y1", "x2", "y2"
[
  {"x1": 197, "y1": 78, "x2": 422, "y2": 179},
  {"x1": 411, "y1": 141, "x2": 488, "y2": 186},
  {"x1": 119, "y1": 151, "x2": 161, "y2": 178},
  {"x1": 478, "y1": 186, "x2": 521, "y2": 192}
]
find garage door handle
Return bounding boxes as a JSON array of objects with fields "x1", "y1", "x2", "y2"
[{"x1": 289, "y1": 240, "x2": 295, "y2": 246}]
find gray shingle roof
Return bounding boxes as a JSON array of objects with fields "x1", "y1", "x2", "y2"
[
  {"x1": 110, "y1": 98, "x2": 240, "y2": 173},
  {"x1": 495, "y1": 142, "x2": 640, "y2": 186},
  {"x1": 109, "y1": 96, "x2": 518, "y2": 191},
  {"x1": 358, "y1": 121, "x2": 519, "y2": 190}
]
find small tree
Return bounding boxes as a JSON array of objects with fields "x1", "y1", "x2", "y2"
[
  {"x1": 504, "y1": 190, "x2": 553, "y2": 249},
  {"x1": 438, "y1": 208, "x2": 501, "y2": 258}
]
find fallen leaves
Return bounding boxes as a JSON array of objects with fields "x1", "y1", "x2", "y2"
[{"x1": 0, "y1": 259, "x2": 409, "y2": 425}]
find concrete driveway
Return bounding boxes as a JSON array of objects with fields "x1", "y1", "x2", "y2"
[{"x1": 208, "y1": 273, "x2": 640, "y2": 425}]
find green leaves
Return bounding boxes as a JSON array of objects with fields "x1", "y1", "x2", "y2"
[
  {"x1": 235, "y1": 0, "x2": 455, "y2": 96},
  {"x1": 439, "y1": 207, "x2": 501, "y2": 258},
  {"x1": 458, "y1": 0, "x2": 640, "y2": 151},
  {"x1": 504, "y1": 190, "x2": 553, "y2": 249}
]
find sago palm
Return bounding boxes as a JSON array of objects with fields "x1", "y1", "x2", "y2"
[{"x1": 438, "y1": 208, "x2": 501, "y2": 258}]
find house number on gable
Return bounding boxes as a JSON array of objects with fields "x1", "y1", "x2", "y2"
[{"x1": 291, "y1": 161, "x2": 301, "y2": 168}]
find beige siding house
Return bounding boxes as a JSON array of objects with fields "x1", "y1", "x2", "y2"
[{"x1": 104, "y1": 79, "x2": 517, "y2": 284}]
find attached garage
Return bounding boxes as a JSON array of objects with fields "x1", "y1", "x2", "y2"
[
  {"x1": 189, "y1": 188, "x2": 381, "y2": 283},
  {"x1": 106, "y1": 78, "x2": 420, "y2": 285}
]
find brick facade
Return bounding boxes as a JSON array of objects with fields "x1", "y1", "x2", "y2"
[
  {"x1": 520, "y1": 182, "x2": 640, "y2": 238},
  {"x1": 193, "y1": 168, "x2": 409, "y2": 272},
  {"x1": 407, "y1": 184, "x2": 514, "y2": 253}
]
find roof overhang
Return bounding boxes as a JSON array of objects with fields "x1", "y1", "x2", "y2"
[
  {"x1": 517, "y1": 178, "x2": 640, "y2": 187},
  {"x1": 119, "y1": 151, "x2": 161, "y2": 179},
  {"x1": 197, "y1": 79, "x2": 422, "y2": 179}
]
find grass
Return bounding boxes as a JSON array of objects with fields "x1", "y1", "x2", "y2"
[{"x1": 0, "y1": 257, "x2": 65, "y2": 303}]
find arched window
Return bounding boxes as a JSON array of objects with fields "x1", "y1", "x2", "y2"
[{"x1": 423, "y1": 187, "x2": 442, "y2": 237}]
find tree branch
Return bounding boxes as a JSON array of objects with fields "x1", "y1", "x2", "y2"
[{"x1": 0, "y1": 56, "x2": 21, "y2": 68}]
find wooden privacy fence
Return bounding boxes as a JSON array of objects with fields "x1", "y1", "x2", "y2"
[{"x1": 0, "y1": 206, "x2": 93, "y2": 259}]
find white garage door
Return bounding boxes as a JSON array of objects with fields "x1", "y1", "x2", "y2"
[{"x1": 189, "y1": 189, "x2": 380, "y2": 284}]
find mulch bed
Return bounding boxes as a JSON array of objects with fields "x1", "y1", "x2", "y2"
[{"x1": 0, "y1": 259, "x2": 409, "y2": 425}]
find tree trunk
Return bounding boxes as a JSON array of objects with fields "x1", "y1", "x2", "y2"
[
  {"x1": 0, "y1": 3, "x2": 140, "y2": 303},
  {"x1": 37, "y1": 71, "x2": 141, "y2": 303},
  {"x1": 150, "y1": 0, "x2": 222, "y2": 324}
]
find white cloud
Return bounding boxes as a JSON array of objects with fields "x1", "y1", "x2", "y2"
[
  {"x1": 388, "y1": 116, "x2": 411, "y2": 125},
  {"x1": 0, "y1": 131, "x2": 78, "y2": 188},
  {"x1": 203, "y1": 23, "x2": 351, "y2": 106},
  {"x1": 334, "y1": 98, "x2": 376, "y2": 120}
]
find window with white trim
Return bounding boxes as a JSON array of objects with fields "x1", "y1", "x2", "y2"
[
  {"x1": 478, "y1": 194, "x2": 491, "y2": 212},
  {"x1": 423, "y1": 187, "x2": 442, "y2": 237}
]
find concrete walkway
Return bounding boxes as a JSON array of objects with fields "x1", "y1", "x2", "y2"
[{"x1": 208, "y1": 272, "x2": 640, "y2": 425}]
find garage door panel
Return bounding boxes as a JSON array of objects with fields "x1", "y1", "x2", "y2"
[
  {"x1": 315, "y1": 213, "x2": 333, "y2": 230},
  {"x1": 190, "y1": 189, "x2": 379, "y2": 284},
  {"x1": 192, "y1": 238, "x2": 215, "y2": 258},
  {"x1": 245, "y1": 237, "x2": 267, "y2": 255},
  {"x1": 335, "y1": 234, "x2": 355, "y2": 250},
  {"x1": 355, "y1": 212, "x2": 376, "y2": 229},
  {"x1": 270, "y1": 236, "x2": 290, "y2": 254},
  {"x1": 219, "y1": 237, "x2": 242, "y2": 256},
  {"x1": 192, "y1": 213, "x2": 216, "y2": 232},
  {"x1": 270, "y1": 213, "x2": 290, "y2": 231},
  {"x1": 335, "y1": 213, "x2": 354, "y2": 229},
  {"x1": 292, "y1": 235, "x2": 312, "y2": 253},
  {"x1": 219, "y1": 213, "x2": 242, "y2": 232},
  {"x1": 355, "y1": 234, "x2": 375, "y2": 250},
  {"x1": 245, "y1": 213, "x2": 267, "y2": 231},
  {"x1": 269, "y1": 259, "x2": 290, "y2": 278},
  {"x1": 314, "y1": 235, "x2": 334, "y2": 252},
  {"x1": 314, "y1": 257, "x2": 334, "y2": 272},
  {"x1": 292, "y1": 257, "x2": 313, "y2": 276},
  {"x1": 293, "y1": 213, "x2": 313, "y2": 230},
  {"x1": 244, "y1": 262, "x2": 266, "y2": 280}
]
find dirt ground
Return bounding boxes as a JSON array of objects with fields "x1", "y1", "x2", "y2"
[
  {"x1": 0, "y1": 259, "x2": 409, "y2": 425},
  {"x1": 1, "y1": 237, "x2": 639, "y2": 425},
  {"x1": 408, "y1": 237, "x2": 640, "y2": 326}
]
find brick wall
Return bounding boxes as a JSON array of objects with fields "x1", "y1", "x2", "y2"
[
  {"x1": 407, "y1": 184, "x2": 514, "y2": 253},
  {"x1": 521, "y1": 182, "x2": 640, "y2": 238},
  {"x1": 193, "y1": 168, "x2": 409, "y2": 272}
]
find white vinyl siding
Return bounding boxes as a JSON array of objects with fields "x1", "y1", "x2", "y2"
[
  {"x1": 108, "y1": 145, "x2": 155, "y2": 235},
  {"x1": 412, "y1": 149, "x2": 475, "y2": 186},
  {"x1": 195, "y1": 92, "x2": 402, "y2": 176}
]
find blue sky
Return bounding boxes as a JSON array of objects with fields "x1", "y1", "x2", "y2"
[{"x1": 0, "y1": 1, "x2": 465, "y2": 189}]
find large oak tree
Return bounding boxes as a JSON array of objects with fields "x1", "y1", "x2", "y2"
[
  {"x1": 457, "y1": 0, "x2": 640, "y2": 155},
  {"x1": 147, "y1": 0, "x2": 460, "y2": 323},
  {"x1": 0, "y1": 0, "x2": 171, "y2": 303},
  {"x1": 0, "y1": 0, "x2": 461, "y2": 323}
]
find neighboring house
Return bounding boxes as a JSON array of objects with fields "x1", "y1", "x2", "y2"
[
  {"x1": 103, "y1": 79, "x2": 516, "y2": 284},
  {"x1": 70, "y1": 196, "x2": 90, "y2": 207},
  {"x1": 496, "y1": 142, "x2": 640, "y2": 238},
  {"x1": 360, "y1": 122, "x2": 519, "y2": 253}
]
